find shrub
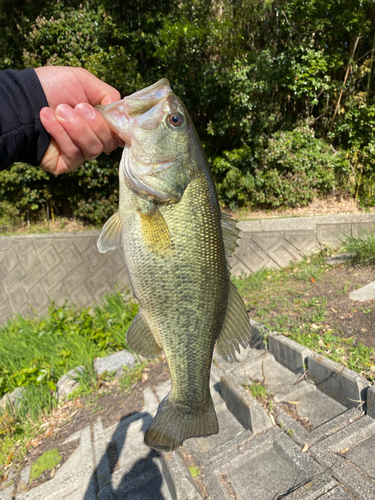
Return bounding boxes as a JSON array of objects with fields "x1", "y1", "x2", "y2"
[{"x1": 212, "y1": 127, "x2": 347, "y2": 209}]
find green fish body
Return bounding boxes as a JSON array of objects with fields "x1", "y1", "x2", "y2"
[{"x1": 97, "y1": 80, "x2": 251, "y2": 451}]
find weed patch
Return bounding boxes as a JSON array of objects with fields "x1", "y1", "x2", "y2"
[{"x1": 233, "y1": 252, "x2": 375, "y2": 382}]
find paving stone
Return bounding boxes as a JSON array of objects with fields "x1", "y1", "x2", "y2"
[
  {"x1": 220, "y1": 374, "x2": 273, "y2": 434},
  {"x1": 269, "y1": 333, "x2": 311, "y2": 374},
  {"x1": 203, "y1": 427, "x2": 337, "y2": 500},
  {"x1": 310, "y1": 416, "x2": 375, "y2": 500},
  {"x1": 56, "y1": 366, "x2": 84, "y2": 401},
  {"x1": 308, "y1": 352, "x2": 369, "y2": 410},
  {"x1": 349, "y1": 281, "x2": 375, "y2": 302},
  {"x1": 273, "y1": 380, "x2": 316, "y2": 403},
  {"x1": 47, "y1": 281, "x2": 69, "y2": 306},
  {"x1": 319, "y1": 486, "x2": 355, "y2": 499},
  {"x1": 16, "y1": 426, "x2": 96, "y2": 500},
  {"x1": 296, "y1": 388, "x2": 349, "y2": 428},
  {"x1": 93, "y1": 350, "x2": 136, "y2": 376},
  {"x1": 160, "y1": 450, "x2": 202, "y2": 500},
  {"x1": 368, "y1": 385, "x2": 375, "y2": 418},
  {"x1": 0, "y1": 483, "x2": 15, "y2": 500},
  {"x1": 184, "y1": 402, "x2": 252, "y2": 467},
  {"x1": 93, "y1": 414, "x2": 172, "y2": 500},
  {"x1": 17, "y1": 465, "x2": 31, "y2": 490},
  {"x1": 231, "y1": 351, "x2": 301, "y2": 395},
  {"x1": 276, "y1": 392, "x2": 360, "y2": 448}
]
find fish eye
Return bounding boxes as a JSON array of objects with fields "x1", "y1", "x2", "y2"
[{"x1": 167, "y1": 113, "x2": 184, "y2": 128}]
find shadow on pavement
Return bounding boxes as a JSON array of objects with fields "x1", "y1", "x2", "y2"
[{"x1": 83, "y1": 412, "x2": 167, "y2": 500}]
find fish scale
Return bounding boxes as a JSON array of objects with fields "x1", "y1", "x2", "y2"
[{"x1": 96, "y1": 78, "x2": 252, "y2": 451}]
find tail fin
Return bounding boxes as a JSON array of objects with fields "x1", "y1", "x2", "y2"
[{"x1": 144, "y1": 395, "x2": 218, "y2": 451}]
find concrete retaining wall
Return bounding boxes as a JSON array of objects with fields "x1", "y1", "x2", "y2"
[
  {"x1": 0, "y1": 231, "x2": 130, "y2": 325},
  {"x1": 1, "y1": 213, "x2": 375, "y2": 325},
  {"x1": 229, "y1": 213, "x2": 375, "y2": 276}
]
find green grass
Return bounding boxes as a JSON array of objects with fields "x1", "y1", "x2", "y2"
[
  {"x1": 0, "y1": 291, "x2": 139, "y2": 468},
  {"x1": 0, "y1": 291, "x2": 138, "y2": 402},
  {"x1": 340, "y1": 229, "x2": 375, "y2": 267},
  {"x1": 233, "y1": 251, "x2": 375, "y2": 382}
]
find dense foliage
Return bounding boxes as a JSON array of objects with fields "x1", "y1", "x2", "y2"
[{"x1": 0, "y1": 0, "x2": 375, "y2": 222}]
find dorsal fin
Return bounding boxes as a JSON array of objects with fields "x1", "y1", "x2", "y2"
[
  {"x1": 216, "y1": 281, "x2": 252, "y2": 361},
  {"x1": 221, "y1": 213, "x2": 240, "y2": 265},
  {"x1": 97, "y1": 212, "x2": 122, "y2": 254}
]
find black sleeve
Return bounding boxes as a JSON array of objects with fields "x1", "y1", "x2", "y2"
[{"x1": 0, "y1": 67, "x2": 51, "y2": 171}]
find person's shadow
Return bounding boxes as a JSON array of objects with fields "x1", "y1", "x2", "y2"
[{"x1": 83, "y1": 412, "x2": 167, "y2": 500}]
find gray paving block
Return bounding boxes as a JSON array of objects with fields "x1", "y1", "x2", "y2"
[
  {"x1": 184, "y1": 402, "x2": 252, "y2": 466},
  {"x1": 16, "y1": 426, "x2": 96, "y2": 499},
  {"x1": 0, "y1": 483, "x2": 15, "y2": 500},
  {"x1": 273, "y1": 380, "x2": 316, "y2": 403},
  {"x1": 310, "y1": 416, "x2": 375, "y2": 499},
  {"x1": 319, "y1": 486, "x2": 355, "y2": 499},
  {"x1": 275, "y1": 385, "x2": 360, "y2": 448},
  {"x1": 94, "y1": 350, "x2": 136, "y2": 377},
  {"x1": 93, "y1": 413, "x2": 172, "y2": 500},
  {"x1": 231, "y1": 351, "x2": 302, "y2": 396},
  {"x1": 203, "y1": 427, "x2": 337, "y2": 500},
  {"x1": 368, "y1": 385, "x2": 375, "y2": 419},
  {"x1": 308, "y1": 352, "x2": 369, "y2": 410},
  {"x1": 269, "y1": 333, "x2": 311, "y2": 374},
  {"x1": 160, "y1": 450, "x2": 202, "y2": 500},
  {"x1": 349, "y1": 281, "x2": 375, "y2": 302},
  {"x1": 56, "y1": 366, "x2": 84, "y2": 401},
  {"x1": 220, "y1": 374, "x2": 273, "y2": 434}
]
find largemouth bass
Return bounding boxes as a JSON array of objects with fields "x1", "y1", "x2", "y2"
[{"x1": 96, "y1": 79, "x2": 251, "y2": 451}]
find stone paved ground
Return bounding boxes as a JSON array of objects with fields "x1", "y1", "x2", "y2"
[{"x1": 2, "y1": 327, "x2": 374, "y2": 500}]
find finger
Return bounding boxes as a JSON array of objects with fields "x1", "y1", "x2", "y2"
[
  {"x1": 77, "y1": 68, "x2": 121, "y2": 105},
  {"x1": 75, "y1": 103, "x2": 124, "y2": 153},
  {"x1": 40, "y1": 107, "x2": 85, "y2": 173},
  {"x1": 55, "y1": 104, "x2": 105, "y2": 161}
]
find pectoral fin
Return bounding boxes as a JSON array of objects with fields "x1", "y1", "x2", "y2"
[
  {"x1": 216, "y1": 281, "x2": 252, "y2": 361},
  {"x1": 139, "y1": 206, "x2": 173, "y2": 253},
  {"x1": 126, "y1": 310, "x2": 162, "y2": 358},
  {"x1": 97, "y1": 212, "x2": 122, "y2": 253}
]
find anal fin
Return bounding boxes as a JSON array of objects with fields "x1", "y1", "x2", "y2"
[
  {"x1": 216, "y1": 281, "x2": 252, "y2": 361},
  {"x1": 126, "y1": 310, "x2": 162, "y2": 358}
]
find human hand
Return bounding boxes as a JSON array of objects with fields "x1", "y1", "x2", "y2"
[{"x1": 35, "y1": 66, "x2": 124, "y2": 176}]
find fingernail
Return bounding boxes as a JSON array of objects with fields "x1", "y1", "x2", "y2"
[
  {"x1": 41, "y1": 107, "x2": 56, "y2": 124},
  {"x1": 75, "y1": 103, "x2": 95, "y2": 120},
  {"x1": 56, "y1": 104, "x2": 74, "y2": 121}
]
